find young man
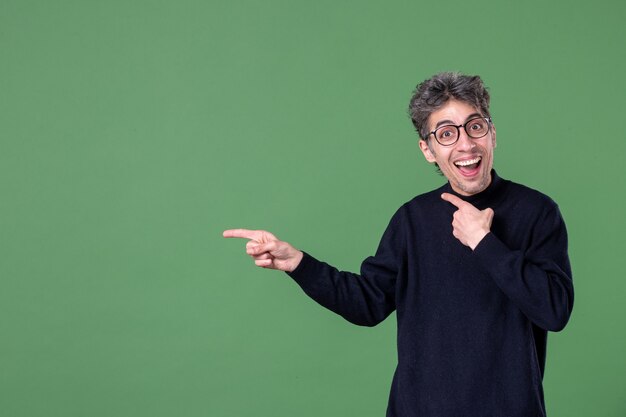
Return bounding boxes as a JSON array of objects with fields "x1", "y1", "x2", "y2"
[{"x1": 224, "y1": 72, "x2": 574, "y2": 416}]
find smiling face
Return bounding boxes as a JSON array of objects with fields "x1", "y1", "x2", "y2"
[{"x1": 419, "y1": 99, "x2": 496, "y2": 196}]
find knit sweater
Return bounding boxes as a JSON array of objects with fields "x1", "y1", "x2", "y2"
[{"x1": 287, "y1": 171, "x2": 573, "y2": 417}]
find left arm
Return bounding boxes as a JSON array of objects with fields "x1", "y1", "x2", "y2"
[{"x1": 442, "y1": 193, "x2": 574, "y2": 332}]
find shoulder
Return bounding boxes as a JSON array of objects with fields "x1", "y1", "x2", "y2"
[
  {"x1": 403, "y1": 183, "x2": 448, "y2": 211},
  {"x1": 501, "y1": 178, "x2": 560, "y2": 212},
  {"x1": 394, "y1": 184, "x2": 447, "y2": 217},
  {"x1": 384, "y1": 184, "x2": 448, "y2": 231},
  {"x1": 496, "y1": 178, "x2": 567, "y2": 233}
]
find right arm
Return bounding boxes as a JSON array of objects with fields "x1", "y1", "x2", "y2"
[
  {"x1": 223, "y1": 213, "x2": 404, "y2": 326},
  {"x1": 286, "y1": 249, "x2": 399, "y2": 327}
]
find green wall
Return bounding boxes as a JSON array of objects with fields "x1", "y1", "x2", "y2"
[{"x1": 1, "y1": 1, "x2": 624, "y2": 416}]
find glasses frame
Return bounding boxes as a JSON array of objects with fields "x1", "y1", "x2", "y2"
[{"x1": 427, "y1": 117, "x2": 492, "y2": 146}]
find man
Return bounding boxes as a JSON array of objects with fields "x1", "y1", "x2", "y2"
[{"x1": 224, "y1": 72, "x2": 574, "y2": 416}]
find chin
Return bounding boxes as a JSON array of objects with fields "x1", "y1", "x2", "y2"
[{"x1": 451, "y1": 173, "x2": 491, "y2": 196}]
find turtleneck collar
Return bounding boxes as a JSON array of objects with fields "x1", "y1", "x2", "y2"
[{"x1": 443, "y1": 169, "x2": 505, "y2": 209}]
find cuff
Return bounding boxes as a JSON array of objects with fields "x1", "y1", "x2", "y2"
[{"x1": 286, "y1": 251, "x2": 318, "y2": 287}]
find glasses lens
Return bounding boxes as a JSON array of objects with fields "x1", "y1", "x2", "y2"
[
  {"x1": 435, "y1": 126, "x2": 458, "y2": 145},
  {"x1": 465, "y1": 118, "x2": 489, "y2": 138}
]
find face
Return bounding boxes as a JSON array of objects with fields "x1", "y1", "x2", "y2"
[{"x1": 419, "y1": 99, "x2": 496, "y2": 196}]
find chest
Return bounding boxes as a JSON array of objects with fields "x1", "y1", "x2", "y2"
[{"x1": 397, "y1": 207, "x2": 535, "y2": 313}]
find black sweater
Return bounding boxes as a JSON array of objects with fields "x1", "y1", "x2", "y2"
[{"x1": 287, "y1": 171, "x2": 573, "y2": 417}]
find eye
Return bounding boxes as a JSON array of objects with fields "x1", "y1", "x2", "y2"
[
  {"x1": 466, "y1": 118, "x2": 488, "y2": 137},
  {"x1": 437, "y1": 126, "x2": 456, "y2": 139},
  {"x1": 469, "y1": 121, "x2": 484, "y2": 130}
]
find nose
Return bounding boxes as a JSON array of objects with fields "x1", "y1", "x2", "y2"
[{"x1": 455, "y1": 128, "x2": 475, "y2": 151}]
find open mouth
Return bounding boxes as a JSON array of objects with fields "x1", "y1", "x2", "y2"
[{"x1": 454, "y1": 156, "x2": 482, "y2": 176}]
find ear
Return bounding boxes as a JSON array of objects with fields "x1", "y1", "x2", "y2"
[
  {"x1": 419, "y1": 139, "x2": 436, "y2": 163},
  {"x1": 491, "y1": 123, "x2": 497, "y2": 148}
]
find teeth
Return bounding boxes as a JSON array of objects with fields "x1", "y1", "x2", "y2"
[{"x1": 455, "y1": 157, "x2": 481, "y2": 167}]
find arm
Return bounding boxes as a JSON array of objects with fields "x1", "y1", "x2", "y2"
[
  {"x1": 441, "y1": 193, "x2": 574, "y2": 331},
  {"x1": 473, "y1": 205, "x2": 573, "y2": 331},
  {"x1": 286, "y1": 236, "x2": 399, "y2": 327},
  {"x1": 223, "y1": 212, "x2": 404, "y2": 326}
]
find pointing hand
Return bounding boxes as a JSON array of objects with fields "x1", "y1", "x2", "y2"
[
  {"x1": 441, "y1": 193, "x2": 494, "y2": 250},
  {"x1": 223, "y1": 229, "x2": 303, "y2": 272}
]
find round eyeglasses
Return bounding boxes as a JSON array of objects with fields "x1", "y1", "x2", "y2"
[{"x1": 427, "y1": 117, "x2": 492, "y2": 146}]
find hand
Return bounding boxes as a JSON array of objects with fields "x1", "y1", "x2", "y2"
[
  {"x1": 441, "y1": 193, "x2": 494, "y2": 250},
  {"x1": 222, "y1": 229, "x2": 304, "y2": 272}
]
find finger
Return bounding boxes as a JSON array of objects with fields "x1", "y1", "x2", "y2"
[
  {"x1": 441, "y1": 193, "x2": 473, "y2": 210},
  {"x1": 252, "y1": 253, "x2": 272, "y2": 261},
  {"x1": 247, "y1": 243, "x2": 272, "y2": 257},
  {"x1": 255, "y1": 259, "x2": 273, "y2": 268},
  {"x1": 248, "y1": 241, "x2": 279, "y2": 255},
  {"x1": 246, "y1": 244, "x2": 260, "y2": 255},
  {"x1": 223, "y1": 229, "x2": 263, "y2": 240}
]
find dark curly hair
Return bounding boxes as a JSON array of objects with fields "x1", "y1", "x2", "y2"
[{"x1": 408, "y1": 72, "x2": 491, "y2": 141}]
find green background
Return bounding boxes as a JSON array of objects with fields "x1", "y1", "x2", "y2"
[{"x1": 1, "y1": 0, "x2": 624, "y2": 416}]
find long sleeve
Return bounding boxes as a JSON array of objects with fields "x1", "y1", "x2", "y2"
[
  {"x1": 473, "y1": 204, "x2": 574, "y2": 331},
  {"x1": 286, "y1": 210, "x2": 405, "y2": 326},
  {"x1": 280, "y1": 172, "x2": 572, "y2": 416}
]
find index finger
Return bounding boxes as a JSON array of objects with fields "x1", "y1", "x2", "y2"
[
  {"x1": 441, "y1": 193, "x2": 473, "y2": 209},
  {"x1": 223, "y1": 229, "x2": 263, "y2": 240}
]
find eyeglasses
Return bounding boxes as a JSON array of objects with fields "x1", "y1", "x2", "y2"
[{"x1": 427, "y1": 117, "x2": 492, "y2": 146}]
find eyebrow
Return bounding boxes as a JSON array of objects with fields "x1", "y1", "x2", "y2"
[{"x1": 434, "y1": 113, "x2": 483, "y2": 130}]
